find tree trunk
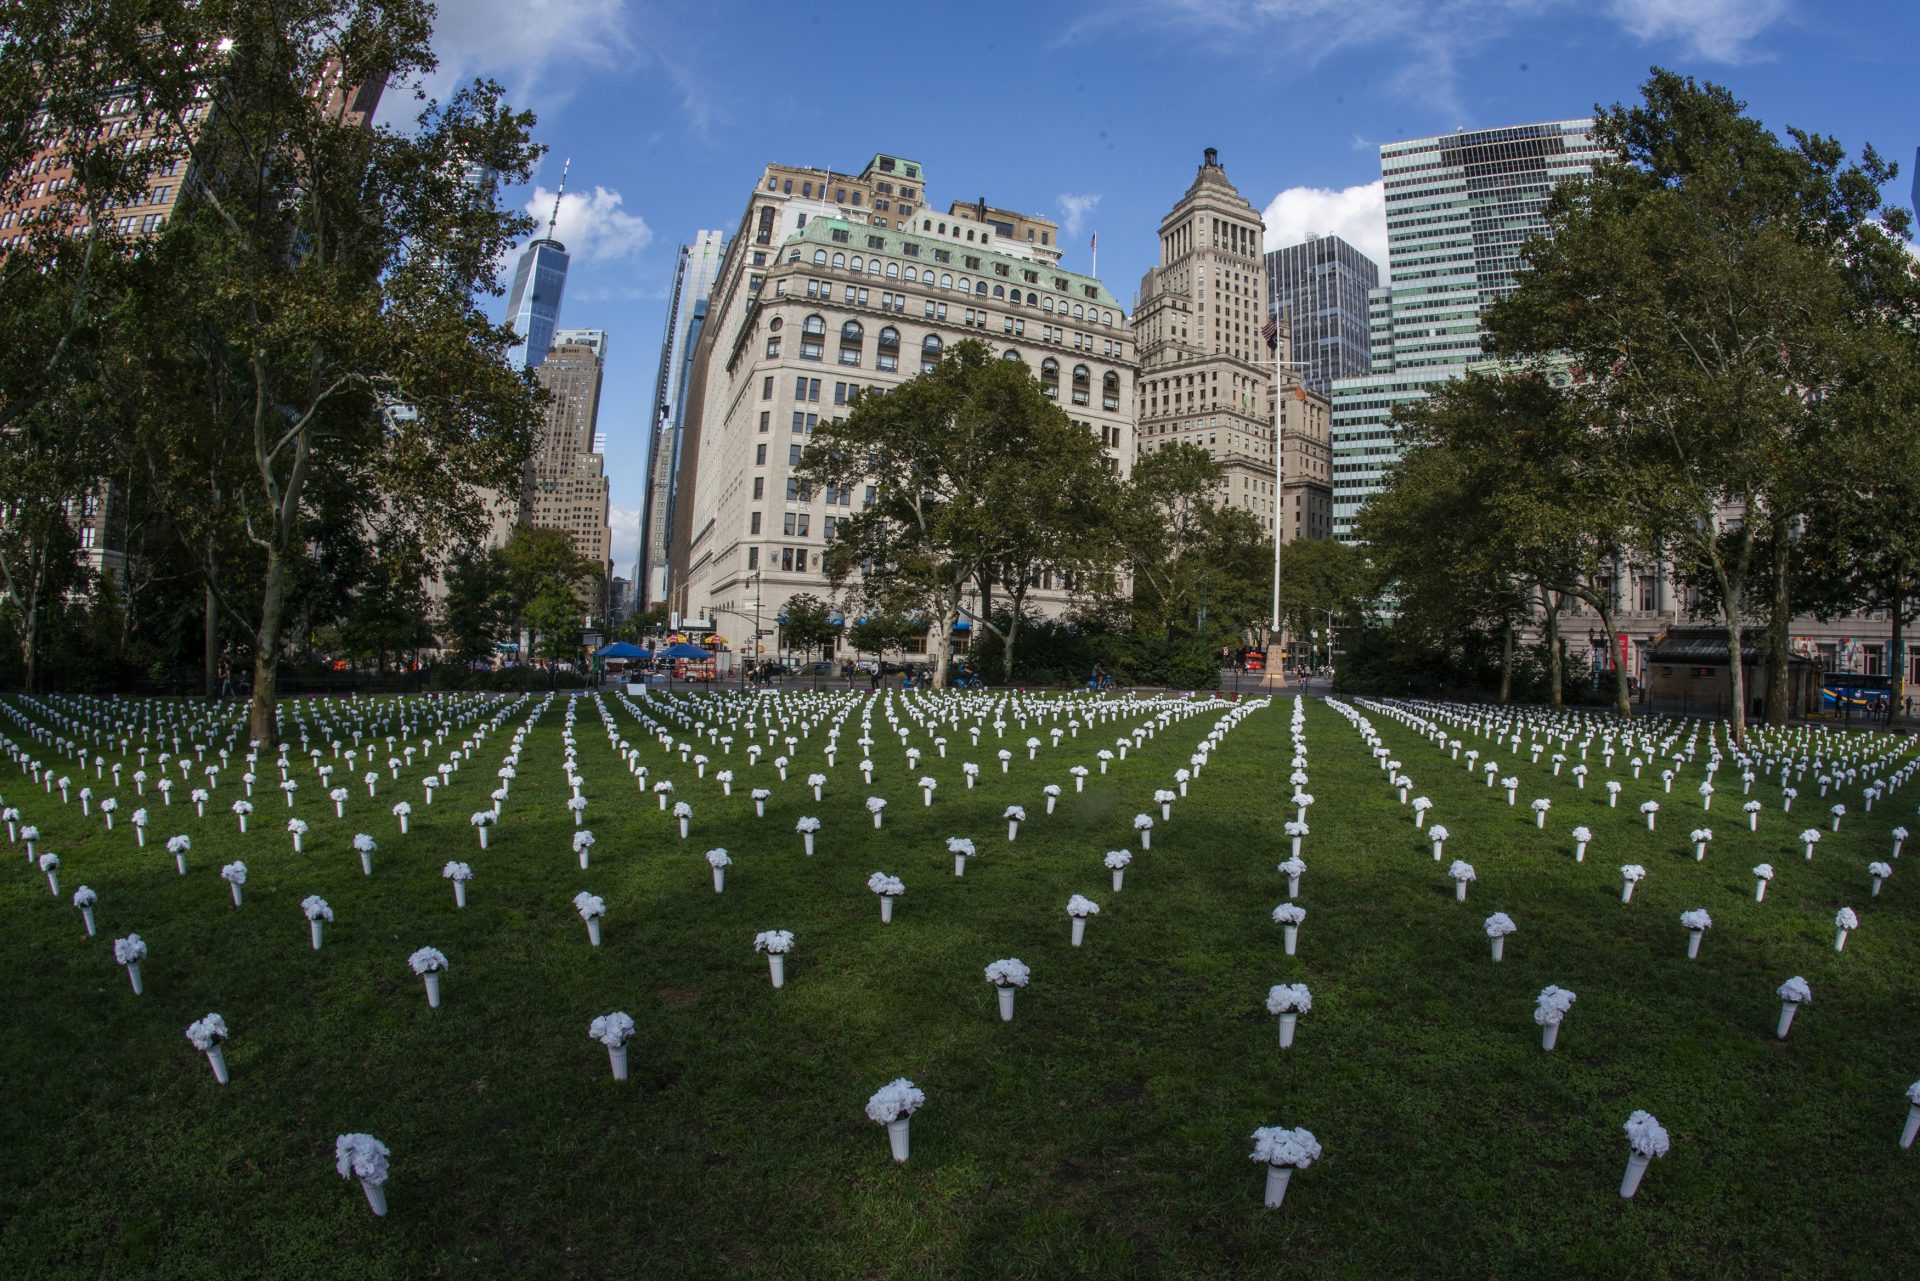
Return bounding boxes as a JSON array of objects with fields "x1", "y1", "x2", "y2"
[
  {"x1": 21, "y1": 554, "x2": 43, "y2": 694},
  {"x1": 1721, "y1": 607, "x2": 1747, "y2": 743},
  {"x1": 248, "y1": 547, "x2": 288, "y2": 747},
  {"x1": 1891, "y1": 589, "x2": 1906, "y2": 724},
  {"x1": 204, "y1": 583, "x2": 219, "y2": 699},
  {"x1": 1543, "y1": 588, "x2": 1564, "y2": 709},
  {"x1": 1594, "y1": 597, "x2": 1632, "y2": 719},
  {"x1": 1763, "y1": 518, "x2": 1791, "y2": 726},
  {"x1": 1001, "y1": 588, "x2": 1026, "y2": 685},
  {"x1": 929, "y1": 578, "x2": 963, "y2": 690},
  {"x1": 1498, "y1": 619, "x2": 1515, "y2": 705}
]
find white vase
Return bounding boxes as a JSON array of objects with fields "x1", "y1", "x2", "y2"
[
  {"x1": 1262, "y1": 1165, "x2": 1293, "y2": 1208},
  {"x1": 1686, "y1": 930, "x2": 1702, "y2": 959},
  {"x1": 360, "y1": 852, "x2": 372, "y2": 876},
  {"x1": 997, "y1": 986, "x2": 1016, "y2": 1022},
  {"x1": 1872, "y1": 878, "x2": 1884, "y2": 897},
  {"x1": 1283, "y1": 924, "x2": 1297, "y2": 956},
  {"x1": 46, "y1": 870, "x2": 61, "y2": 896},
  {"x1": 678, "y1": 818, "x2": 689, "y2": 839},
  {"x1": 1431, "y1": 842, "x2": 1444, "y2": 860},
  {"x1": 1620, "y1": 1152, "x2": 1650, "y2": 1198},
  {"x1": 1491, "y1": 936, "x2": 1505, "y2": 961},
  {"x1": 1834, "y1": 928, "x2": 1849, "y2": 952},
  {"x1": 399, "y1": 815, "x2": 409, "y2": 834},
  {"x1": 712, "y1": 867, "x2": 725, "y2": 894},
  {"x1": 1575, "y1": 843, "x2": 1587, "y2": 863},
  {"x1": 954, "y1": 854, "x2": 966, "y2": 877},
  {"x1": 361, "y1": 1178, "x2": 389, "y2": 1217},
  {"x1": 1902, "y1": 1103, "x2": 1920, "y2": 1150},
  {"x1": 1621, "y1": 881, "x2": 1636, "y2": 903},
  {"x1": 1278, "y1": 1011, "x2": 1297, "y2": 1048},
  {"x1": 1007, "y1": 822, "x2": 1018, "y2": 842},
  {"x1": 478, "y1": 827, "x2": 489, "y2": 850},
  {"x1": 579, "y1": 850, "x2": 590, "y2": 870},
  {"x1": 586, "y1": 917, "x2": 602, "y2": 947},
  {"x1": 1454, "y1": 881, "x2": 1467, "y2": 903},
  {"x1": 454, "y1": 880, "x2": 468, "y2": 908},
  {"x1": 803, "y1": 833, "x2": 815, "y2": 856},
  {"x1": 609, "y1": 1044, "x2": 630, "y2": 1081},
  {"x1": 207, "y1": 1043, "x2": 229, "y2": 1084},
  {"x1": 873, "y1": 813, "x2": 883, "y2": 829},
  {"x1": 1048, "y1": 796, "x2": 1057, "y2": 814},
  {"x1": 1776, "y1": 1002, "x2": 1797, "y2": 1039},
  {"x1": 126, "y1": 962, "x2": 144, "y2": 995},
  {"x1": 881, "y1": 895, "x2": 895, "y2": 923},
  {"x1": 81, "y1": 906, "x2": 95, "y2": 936},
  {"x1": 1075, "y1": 777, "x2": 1084, "y2": 793},
  {"x1": 769, "y1": 953, "x2": 786, "y2": 988},
  {"x1": 1755, "y1": 880, "x2": 1767, "y2": 902},
  {"x1": 229, "y1": 882, "x2": 243, "y2": 907},
  {"x1": 310, "y1": 920, "x2": 324, "y2": 950},
  {"x1": 887, "y1": 1117, "x2": 911, "y2": 1163},
  {"x1": 424, "y1": 972, "x2": 442, "y2": 1007},
  {"x1": 1071, "y1": 916, "x2": 1087, "y2": 947},
  {"x1": 1108, "y1": 867, "x2": 1124, "y2": 893},
  {"x1": 1140, "y1": 831, "x2": 1151, "y2": 851},
  {"x1": 922, "y1": 791, "x2": 933, "y2": 807}
]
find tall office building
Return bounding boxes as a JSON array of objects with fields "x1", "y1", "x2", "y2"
[
  {"x1": 504, "y1": 236, "x2": 570, "y2": 372},
  {"x1": 522, "y1": 329, "x2": 613, "y2": 608},
  {"x1": 1263, "y1": 234, "x2": 1378, "y2": 395},
  {"x1": 668, "y1": 152, "x2": 1136, "y2": 653},
  {"x1": 1135, "y1": 149, "x2": 1278, "y2": 533},
  {"x1": 640, "y1": 229, "x2": 726, "y2": 609},
  {"x1": 1329, "y1": 120, "x2": 1606, "y2": 537}
]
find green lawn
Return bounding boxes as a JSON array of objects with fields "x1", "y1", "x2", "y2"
[{"x1": 2, "y1": 690, "x2": 1918, "y2": 1280}]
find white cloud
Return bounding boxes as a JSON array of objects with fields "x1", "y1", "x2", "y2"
[
  {"x1": 608, "y1": 502, "x2": 641, "y2": 572},
  {"x1": 1608, "y1": 0, "x2": 1792, "y2": 63},
  {"x1": 1062, "y1": 0, "x2": 1792, "y2": 116},
  {"x1": 1261, "y1": 181, "x2": 1388, "y2": 273},
  {"x1": 523, "y1": 184, "x2": 652, "y2": 264},
  {"x1": 391, "y1": 0, "x2": 716, "y2": 138},
  {"x1": 1056, "y1": 192, "x2": 1103, "y2": 237}
]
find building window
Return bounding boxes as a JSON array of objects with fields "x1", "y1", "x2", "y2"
[
  {"x1": 1103, "y1": 371, "x2": 1120, "y2": 411},
  {"x1": 863, "y1": 485, "x2": 877, "y2": 508},
  {"x1": 789, "y1": 444, "x2": 803, "y2": 465},
  {"x1": 748, "y1": 547, "x2": 759, "y2": 569},
  {"x1": 750, "y1": 512, "x2": 762, "y2": 534},
  {"x1": 753, "y1": 478, "x2": 764, "y2": 499},
  {"x1": 756, "y1": 443, "x2": 767, "y2": 465},
  {"x1": 783, "y1": 512, "x2": 797, "y2": 536},
  {"x1": 1040, "y1": 358, "x2": 1059, "y2": 397},
  {"x1": 766, "y1": 338, "x2": 782, "y2": 358}
]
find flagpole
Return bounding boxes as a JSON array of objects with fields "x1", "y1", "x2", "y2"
[{"x1": 1090, "y1": 230, "x2": 1097, "y2": 279}]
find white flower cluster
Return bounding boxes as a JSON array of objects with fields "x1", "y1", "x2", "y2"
[
  {"x1": 1249, "y1": 1126, "x2": 1321, "y2": 1169},
  {"x1": 1104, "y1": 850, "x2": 1132, "y2": 870},
  {"x1": 984, "y1": 958, "x2": 1031, "y2": 988},
  {"x1": 1623, "y1": 1110, "x2": 1670, "y2": 1159},
  {"x1": 443, "y1": 861, "x2": 473, "y2": 881},
  {"x1": 1065, "y1": 894, "x2": 1101, "y2": 918},
  {"x1": 1534, "y1": 985, "x2": 1576, "y2": 1027},
  {"x1": 1271, "y1": 902, "x2": 1305, "y2": 926},
  {"x1": 184, "y1": 1013, "x2": 229, "y2": 1052},
  {"x1": 1264, "y1": 983, "x2": 1312, "y2": 1015},
  {"x1": 113, "y1": 934, "x2": 147, "y2": 966},
  {"x1": 302, "y1": 895, "x2": 333, "y2": 922},
  {"x1": 867, "y1": 872, "x2": 905, "y2": 897},
  {"x1": 754, "y1": 929, "x2": 794, "y2": 954},
  {"x1": 865, "y1": 1078, "x2": 925, "y2": 1124},
  {"x1": 589, "y1": 1012, "x2": 636, "y2": 1048},
  {"x1": 408, "y1": 946, "x2": 448, "y2": 974},
  {"x1": 335, "y1": 1133, "x2": 390, "y2": 1184},
  {"x1": 1483, "y1": 912, "x2": 1517, "y2": 938},
  {"x1": 1680, "y1": 909, "x2": 1713, "y2": 932}
]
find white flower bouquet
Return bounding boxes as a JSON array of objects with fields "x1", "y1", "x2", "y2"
[
  {"x1": 867, "y1": 871, "x2": 905, "y2": 923},
  {"x1": 948, "y1": 836, "x2": 976, "y2": 876},
  {"x1": 1484, "y1": 911, "x2": 1516, "y2": 961},
  {"x1": 1265, "y1": 983, "x2": 1312, "y2": 1047},
  {"x1": 866, "y1": 1078, "x2": 926, "y2": 1162},
  {"x1": 220, "y1": 861, "x2": 247, "y2": 907},
  {"x1": 1620, "y1": 864, "x2": 1647, "y2": 903},
  {"x1": 1448, "y1": 859, "x2": 1476, "y2": 902},
  {"x1": 114, "y1": 932, "x2": 148, "y2": 994},
  {"x1": 1533, "y1": 984, "x2": 1575, "y2": 1050},
  {"x1": 1834, "y1": 905, "x2": 1858, "y2": 951},
  {"x1": 1272, "y1": 902, "x2": 1305, "y2": 955},
  {"x1": 409, "y1": 946, "x2": 449, "y2": 1007},
  {"x1": 303, "y1": 895, "x2": 333, "y2": 949},
  {"x1": 185, "y1": 1013, "x2": 231, "y2": 1083},
  {"x1": 1680, "y1": 908, "x2": 1712, "y2": 959},
  {"x1": 590, "y1": 1011, "x2": 637, "y2": 1079},
  {"x1": 1619, "y1": 1111, "x2": 1669, "y2": 1198},
  {"x1": 574, "y1": 892, "x2": 607, "y2": 946},
  {"x1": 443, "y1": 861, "x2": 473, "y2": 907},
  {"x1": 1066, "y1": 893, "x2": 1100, "y2": 946},
  {"x1": 335, "y1": 1133, "x2": 391, "y2": 1216},
  {"x1": 754, "y1": 929, "x2": 794, "y2": 987},
  {"x1": 353, "y1": 832, "x2": 377, "y2": 876},
  {"x1": 1249, "y1": 1125, "x2": 1321, "y2": 1207},
  {"x1": 706, "y1": 848, "x2": 731, "y2": 893},
  {"x1": 1775, "y1": 975, "x2": 1811, "y2": 1038}
]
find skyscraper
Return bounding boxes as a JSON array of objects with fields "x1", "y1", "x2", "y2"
[
  {"x1": 504, "y1": 163, "x2": 573, "y2": 371},
  {"x1": 640, "y1": 229, "x2": 726, "y2": 609},
  {"x1": 1135, "y1": 149, "x2": 1278, "y2": 533},
  {"x1": 1329, "y1": 120, "x2": 1606, "y2": 537},
  {"x1": 522, "y1": 329, "x2": 613, "y2": 608},
  {"x1": 1263, "y1": 234, "x2": 1378, "y2": 395}
]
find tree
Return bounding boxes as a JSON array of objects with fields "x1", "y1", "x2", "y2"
[
  {"x1": 1486, "y1": 69, "x2": 1914, "y2": 739},
  {"x1": 525, "y1": 582, "x2": 581, "y2": 677},
  {"x1": 798, "y1": 340, "x2": 1121, "y2": 689},
  {"x1": 497, "y1": 525, "x2": 595, "y2": 670},
  {"x1": 1274, "y1": 537, "x2": 1373, "y2": 669},
  {"x1": 73, "y1": 1, "x2": 546, "y2": 743},
  {"x1": 778, "y1": 593, "x2": 839, "y2": 665},
  {"x1": 1122, "y1": 443, "x2": 1224, "y2": 633},
  {"x1": 438, "y1": 544, "x2": 509, "y2": 665}
]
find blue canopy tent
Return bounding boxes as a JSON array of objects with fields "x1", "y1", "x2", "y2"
[
  {"x1": 661, "y1": 642, "x2": 714, "y2": 660},
  {"x1": 596, "y1": 642, "x2": 652, "y2": 659}
]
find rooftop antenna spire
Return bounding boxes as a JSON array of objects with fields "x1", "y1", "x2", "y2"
[{"x1": 546, "y1": 157, "x2": 571, "y2": 240}]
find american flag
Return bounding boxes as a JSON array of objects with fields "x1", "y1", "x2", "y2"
[
  {"x1": 1261, "y1": 318, "x2": 1278, "y2": 351},
  {"x1": 1090, "y1": 232, "x2": 1097, "y2": 252}
]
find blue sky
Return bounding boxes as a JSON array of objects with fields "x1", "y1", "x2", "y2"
[{"x1": 389, "y1": 0, "x2": 1919, "y2": 577}]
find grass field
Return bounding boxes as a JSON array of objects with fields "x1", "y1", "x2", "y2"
[{"x1": 2, "y1": 689, "x2": 1918, "y2": 1280}]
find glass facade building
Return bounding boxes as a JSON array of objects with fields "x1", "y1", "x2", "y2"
[
  {"x1": 1263, "y1": 234, "x2": 1378, "y2": 396},
  {"x1": 504, "y1": 237, "x2": 571, "y2": 371},
  {"x1": 1329, "y1": 120, "x2": 1605, "y2": 537}
]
